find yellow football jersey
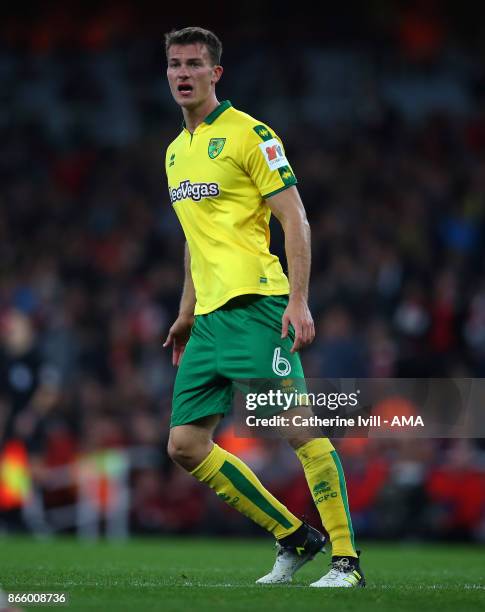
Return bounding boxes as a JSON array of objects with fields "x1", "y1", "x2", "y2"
[{"x1": 165, "y1": 100, "x2": 297, "y2": 315}]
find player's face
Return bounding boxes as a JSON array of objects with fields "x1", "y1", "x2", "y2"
[{"x1": 167, "y1": 43, "x2": 222, "y2": 110}]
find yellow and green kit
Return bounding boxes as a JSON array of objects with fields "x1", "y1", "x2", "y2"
[
  {"x1": 165, "y1": 100, "x2": 297, "y2": 316},
  {"x1": 165, "y1": 100, "x2": 357, "y2": 558},
  {"x1": 166, "y1": 100, "x2": 302, "y2": 426},
  {"x1": 170, "y1": 294, "x2": 305, "y2": 427}
]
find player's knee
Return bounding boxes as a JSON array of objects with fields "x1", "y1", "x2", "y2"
[
  {"x1": 167, "y1": 438, "x2": 191, "y2": 469},
  {"x1": 167, "y1": 432, "x2": 206, "y2": 471}
]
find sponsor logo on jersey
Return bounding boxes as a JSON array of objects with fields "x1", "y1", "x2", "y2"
[
  {"x1": 259, "y1": 137, "x2": 289, "y2": 171},
  {"x1": 169, "y1": 179, "x2": 220, "y2": 204},
  {"x1": 208, "y1": 138, "x2": 226, "y2": 159}
]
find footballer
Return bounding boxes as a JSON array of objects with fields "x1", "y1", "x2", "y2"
[{"x1": 163, "y1": 26, "x2": 364, "y2": 588}]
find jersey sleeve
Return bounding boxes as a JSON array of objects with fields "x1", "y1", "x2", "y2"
[{"x1": 241, "y1": 123, "x2": 297, "y2": 199}]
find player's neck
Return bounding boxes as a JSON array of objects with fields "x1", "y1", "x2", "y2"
[{"x1": 182, "y1": 96, "x2": 220, "y2": 133}]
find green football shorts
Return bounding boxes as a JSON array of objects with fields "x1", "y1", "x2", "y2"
[{"x1": 171, "y1": 294, "x2": 306, "y2": 427}]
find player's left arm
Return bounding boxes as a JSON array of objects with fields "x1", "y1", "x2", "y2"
[{"x1": 266, "y1": 186, "x2": 315, "y2": 353}]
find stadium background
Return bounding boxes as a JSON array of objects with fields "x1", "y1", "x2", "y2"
[{"x1": 1, "y1": 0, "x2": 485, "y2": 544}]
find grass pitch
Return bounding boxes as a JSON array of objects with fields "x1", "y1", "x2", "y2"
[{"x1": 0, "y1": 536, "x2": 484, "y2": 611}]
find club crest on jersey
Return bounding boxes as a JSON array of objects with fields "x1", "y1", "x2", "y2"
[{"x1": 208, "y1": 138, "x2": 226, "y2": 159}]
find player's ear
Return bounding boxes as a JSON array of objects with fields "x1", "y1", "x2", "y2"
[{"x1": 211, "y1": 65, "x2": 223, "y2": 85}]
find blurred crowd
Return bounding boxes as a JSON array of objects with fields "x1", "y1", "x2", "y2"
[{"x1": 1, "y1": 2, "x2": 485, "y2": 540}]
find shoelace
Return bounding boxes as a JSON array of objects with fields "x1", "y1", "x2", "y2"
[
  {"x1": 332, "y1": 558, "x2": 351, "y2": 571},
  {"x1": 325, "y1": 557, "x2": 352, "y2": 579}
]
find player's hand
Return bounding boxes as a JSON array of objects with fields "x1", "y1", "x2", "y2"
[
  {"x1": 163, "y1": 313, "x2": 194, "y2": 366},
  {"x1": 281, "y1": 296, "x2": 315, "y2": 353}
]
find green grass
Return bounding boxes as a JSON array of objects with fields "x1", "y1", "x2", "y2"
[{"x1": 0, "y1": 536, "x2": 484, "y2": 611}]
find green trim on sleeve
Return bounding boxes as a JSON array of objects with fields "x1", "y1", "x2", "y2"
[
  {"x1": 263, "y1": 181, "x2": 298, "y2": 199},
  {"x1": 253, "y1": 124, "x2": 297, "y2": 191},
  {"x1": 253, "y1": 124, "x2": 274, "y2": 142},
  {"x1": 278, "y1": 165, "x2": 296, "y2": 186}
]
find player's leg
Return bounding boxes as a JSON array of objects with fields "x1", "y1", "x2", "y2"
[
  {"x1": 215, "y1": 294, "x2": 354, "y2": 555},
  {"x1": 167, "y1": 414, "x2": 220, "y2": 471},
  {"x1": 168, "y1": 415, "x2": 304, "y2": 539},
  {"x1": 233, "y1": 294, "x2": 363, "y2": 585},
  {"x1": 168, "y1": 311, "x2": 310, "y2": 546},
  {"x1": 216, "y1": 296, "x2": 326, "y2": 583},
  {"x1": 283, "y1": 420, "x2": 365, "y2": 587},
  {"x1": 221, "y1": 294, "x2": 363, "y2": 586},
  {"x1": 283, "y1": 423, "x2": 357, "y2": 558}
]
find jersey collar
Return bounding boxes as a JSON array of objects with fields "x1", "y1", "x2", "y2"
[
  {"x1": 182, "y1": 100, "x2": 232, "y2": 131},
  {"x1": 203, "y1": 100, "x2": 232, "y2": 124}
]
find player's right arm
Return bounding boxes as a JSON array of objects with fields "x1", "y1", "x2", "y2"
[{"x1": 163, "y1": 243, "x2": 195, "y2": 366}]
